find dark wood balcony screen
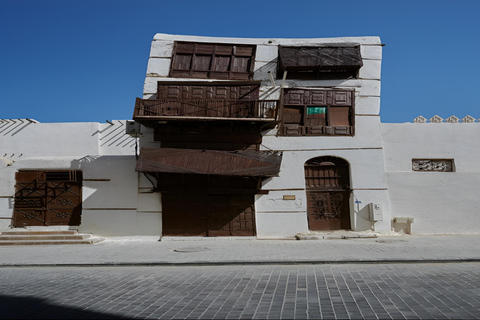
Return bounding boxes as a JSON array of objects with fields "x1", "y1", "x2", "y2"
[
  {"x1": 278, "y1": 45, "x2": 363, "y2": 71},
  {"x1": 170, "y1": 42, "x2": 256, "y2": 80},
  {"x1": 280, "y1": 89, "x2": 354, "y2": 136},
  {"x1": 135, "y1": 147, "x2": 282, "y2": 177}
]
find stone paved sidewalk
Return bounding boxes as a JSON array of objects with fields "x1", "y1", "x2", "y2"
[{"x1": 1, "y1": 234, "x2": 480, "y2": 266}]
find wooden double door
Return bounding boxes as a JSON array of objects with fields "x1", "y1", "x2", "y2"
[
  {"x1": 162, "y1": 193, "x2": 255, "y2": 237},
  {"x1": 160, "y1": 174, "x2": 257, "y2": 237},
  {"x1": 305, "y1": 157, "x2": 351, "y2": 230},
  {"x1": 13, "y1": 171, "x2": 82, "y2": 227}
]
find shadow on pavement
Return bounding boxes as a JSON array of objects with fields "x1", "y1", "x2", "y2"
[{"x1": 0, "y1": 294, "x2": 130, "y2": 319}]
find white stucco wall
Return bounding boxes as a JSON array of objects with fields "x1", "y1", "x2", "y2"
[
  {"x1": 0, "y1": 120, "x2": 162, "y2": 237},
  {"x1": 382, "y1": 122, "x2": 480, "y2": 234}
]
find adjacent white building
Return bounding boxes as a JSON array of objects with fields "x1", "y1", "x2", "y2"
[{"x1": 1, "y1": 34, "x2": 478, "y2": 238}]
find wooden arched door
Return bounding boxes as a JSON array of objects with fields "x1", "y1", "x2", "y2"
[{"x1": 304, "y1": 156, "x2": 351, "y2": 230}]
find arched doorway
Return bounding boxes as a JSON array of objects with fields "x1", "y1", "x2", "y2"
[{"x1": 304, "y1": 156, "x2": 351, "y2": 230}]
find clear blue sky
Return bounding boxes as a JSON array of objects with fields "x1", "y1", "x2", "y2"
[{"x1": 1, "y1": 0, "x2": 479, "y2": 123}]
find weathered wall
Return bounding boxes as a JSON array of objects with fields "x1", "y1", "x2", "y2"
[{"x1": 382, "y1": 122, "x2": 480, "y2": 235}]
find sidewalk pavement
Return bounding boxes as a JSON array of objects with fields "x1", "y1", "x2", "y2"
[{"x1": 1, "y1": 234, "x2": 480, "y2": 267}]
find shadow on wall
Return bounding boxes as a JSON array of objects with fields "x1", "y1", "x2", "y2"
[
  {"x1": 353, "y1": 200, "x2": 375, "y2": 231},
  {"x1": 91, "y1": 120, "x2": 138, "y2": 150},
  {"x1": 0, "y1": 294, "x2": 130, "y2": 319},
  {"x1": 70, "y1": 155, "x2": 138, "y2": 208},
  {"x1": 0, "y1": 119, "x2": 37, "y2": 137}
]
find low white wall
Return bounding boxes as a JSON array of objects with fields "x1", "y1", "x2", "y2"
[
  {"x1": 0, "y1": 120, "x2": 162, "y2": 237},
  {"x1": 382, "y1": 123, "x2": 480, "y2": 234}
]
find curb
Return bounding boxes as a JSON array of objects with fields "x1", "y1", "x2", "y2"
[{"x1": 2, "y1": 259, "x2": 480, "y2": 268}]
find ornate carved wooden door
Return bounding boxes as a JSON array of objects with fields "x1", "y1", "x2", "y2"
[
  {"x1": 304, "y1": 157, "x2": 350, "y2": 230},
  {"x1": 13, "y1": 171, "x2": 82, "y2": 227}
]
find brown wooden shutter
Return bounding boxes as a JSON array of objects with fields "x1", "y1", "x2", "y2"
[
  {"x1": 329, "y1": 107, "x2": 350, "y2": 126},
  {"x1": 231, "y1": 57, "x2": 250, "y2": 72},
  {"x1": 192, "y1": 55, "x2": 211, "y2": 71},
  {"x1": 172, "y1": 54, "x2": 192, "y2": 70},
  {"x1": 212, "y1": 56, "x2": 231, "y2": 71},
  {"x1": 283, "y1": 106, "x2": 303, "y2": 124}
]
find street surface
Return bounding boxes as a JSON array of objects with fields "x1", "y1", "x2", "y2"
[{"x1": 1, "y1": 263, "x2": 480, "y2": 319}]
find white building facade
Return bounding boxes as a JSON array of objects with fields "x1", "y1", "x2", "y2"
[{"x1": 1, "y1": 34, "x2": 478, "y2": 238}]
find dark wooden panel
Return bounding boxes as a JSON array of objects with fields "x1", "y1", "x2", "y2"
[
  {"x1": 310, "y1": 90, "x2": 328, "y2": 105},
  {"x1": 329, "y1": 107, "x2": 350, "y2": 126},
  {"x1": 234, "y1": 46, "x2": 254, "y2": 56},
  {"x1": 13, "y1": 171, "x2": 82, "y2": 227},
  {"x1": 192, "y1": 55, "x2": 212, "y2": 71},
  {"x1": 239, "y1": 85, "x2": 259, "y2": 99},
  {"x1": 283, "y1": 89, "x2": 305, "y2": 105},
  {"x1": 231, "y1": 57, "x2": 250, "y2": 73},
  {"x1": 214, "y1": 45, "x2": 233, "y2": 55},
  {"x1": 283, "y1": 106, "x2": 303, "y2": 124},
  {"x1": 157, "y1": 83, "x2": 260, "y2": 100},
  {"x1": 175, "y1": 42, "x2": 195, "y2": 54},
  {"x1": 333, "y1": 126, "x2": 351, "y2": 135},
  {"x1": 172, "y1": 54, "x2": 192, "y2": 70},
  {"x1": 212, "y1": 56, "x2": 231, "y2": 72},
  {"x1": 195, "y1": 43, "x2": 214, "y2": 54},
  {"x1": 306, "y1": 191, "x2": 349, "y2": 231},
  {"x1": 162, "y1": 191, "x2": 256, "y2": 237},
  {"x1": 329, "y1": 91, "x2": 352, "y2": 106},
  {"x1": 282, "y1": 125, "x2": 304, "y2": 136},
  {"x1": 15, "y1": 171, "x2": 40, "y2": 183}
]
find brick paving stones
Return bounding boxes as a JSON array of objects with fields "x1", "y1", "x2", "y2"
[{"x1": 1, "y1": 263, "x2": 480, "y2": 319}]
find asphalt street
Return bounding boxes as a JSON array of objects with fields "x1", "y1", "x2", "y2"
[{"x1": 1, "y1": 263, "x2": 480, "y2": 319}]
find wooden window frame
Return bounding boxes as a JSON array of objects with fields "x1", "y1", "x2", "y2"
[
  {"x1": 279, "y1": 89, "x2": 355, "y2": 136},
  {"x1": 170, "y1": 42, "x2": 256, "y2": 80}
]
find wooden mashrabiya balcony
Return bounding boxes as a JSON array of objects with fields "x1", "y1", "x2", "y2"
[{"x1": 133, "y1": 98, "x2": 279, "y2": 122}]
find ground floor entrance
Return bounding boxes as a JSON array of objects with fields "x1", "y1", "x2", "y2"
[
  {"x1": 304, "y1": 156, "x2": 351, "y2": 231},
  {"x1": 306, "y1": 190, "x2": 350, "y2": 230},
  {"x1": 159, "y1": 174, "x2": 257, "y2": 237},
  {"x1": 13, "y1": 170, "x2": 82, "y2": 227}
]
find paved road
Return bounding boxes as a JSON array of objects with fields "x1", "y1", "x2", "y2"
[{"x1": 1, "y1": 263, "x2": 480, "y2": 319}]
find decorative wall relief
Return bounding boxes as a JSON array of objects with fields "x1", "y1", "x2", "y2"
[
  {"x1": 430, "y1": 115, "x2": 444, "y2": 123},
  {"x1": 413, "y1": 115, "x2": 478, "y2": 123},
  {"x1": 412, "y1": 159, "x2": 454, "y2": 172},
  {"x1": 446, "y1": 115, "x2": 459, "y2": 123},
  {"x1": 462, "y1": 115, "x2": 475, "y2": 123},
  {"x1": 413, "y1": 116, "x2": 427, "y2": 123}
]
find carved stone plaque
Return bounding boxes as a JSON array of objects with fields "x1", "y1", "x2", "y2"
[{"x1": 412, "y1": 159, "x2": 454, "y2": 172}]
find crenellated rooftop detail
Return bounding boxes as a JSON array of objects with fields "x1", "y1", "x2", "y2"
[{"x1": 413, "y1": 115, "x2": 479, "y2": 123}]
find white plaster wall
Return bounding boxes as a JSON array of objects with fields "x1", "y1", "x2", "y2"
[
  {"x1": 255, "y1": 147, "x2": 391, "y2": 237},
  {"x1": 98, "y1": 120, "x2": 138, "y2": 155},
  {"x1": 382, "y1": 123, "x2": 480, "y2": 234},
  {"x1": 0, "y1": 120, "x2": 161, "y2": 237}
]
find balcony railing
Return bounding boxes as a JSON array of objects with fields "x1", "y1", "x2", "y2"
[{"x1": 133, "y1": 98, "x2": 278, "y2": 121}]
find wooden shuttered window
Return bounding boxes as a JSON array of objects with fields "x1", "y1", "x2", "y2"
[
  {"x1": 280, "y1": 89, "x2": 354, "y2": 136},
  {"x1": 170, "y1": 42, "x2": 256, "y2": 80}
]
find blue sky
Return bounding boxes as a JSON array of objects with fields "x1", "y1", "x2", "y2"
[{"x1": 1, "y1": 0, "x2": 479, "y2": 123}]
